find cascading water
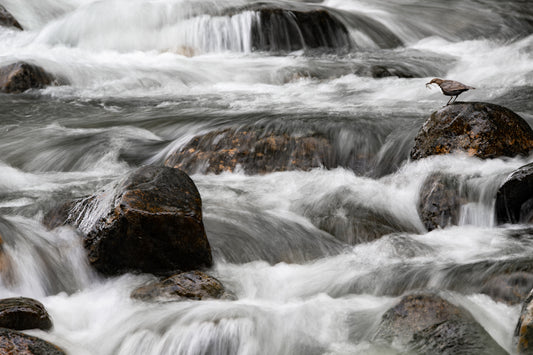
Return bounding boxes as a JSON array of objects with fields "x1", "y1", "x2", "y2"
[{"x1": 0, "y1": 0, "x2": 532, "y2": 353}]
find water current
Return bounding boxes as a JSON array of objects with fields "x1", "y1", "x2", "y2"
[{"x1": 0, "y1": 0, "x2": 532, "y2": 353}]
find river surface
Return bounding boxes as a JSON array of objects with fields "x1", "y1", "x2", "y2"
[{"x1": 0, "y1": 0, "x2": 532, "y2": 354}]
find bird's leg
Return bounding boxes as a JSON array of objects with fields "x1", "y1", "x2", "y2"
[
  {"x1": 446, "y1": 96, "x2": 453, "y2": 105},
  {"x1": 452, "y1": 95, "x2": 458, "y2": 103}
]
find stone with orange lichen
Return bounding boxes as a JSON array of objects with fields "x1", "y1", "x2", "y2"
[
  {"x1": 410, "y1": 102, "x2": 533, "y2": 160},
  {"x1": 516, "y1": 288, "x2": 533, "y2": 354},
  {"x1": 164, "y1": 128, "x2": 339, "y2": 175},
  {"x1": 0, "y1": 328, "x2": 65, "y2": 355}
]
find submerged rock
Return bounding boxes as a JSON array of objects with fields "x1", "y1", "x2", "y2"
[
  {"x1": 0, "y1": 5, "x2": 22, "y2": 30},
  {"x1": 410, "y1": 102, "x2": 533, "y2": 160},
  {"x1": 131, "y1": 271, "x2": 227, "y2": 301},
  {"x1": 0, "y1": 297, "x2": 52, "y2": 331},
  {"x1": 481, "y1": 272, "x2": 533, "y2": 305},
  {"x1": 63, "y1": 166, "x2": 213, "y2": 276},
  {"x1": 0, "y1": 62, "x2": 59, "y2": 94},
  {"x1": 165, "y1": 128, "x2": 337, "y2": 175},
  {"x1": 374, "y1": 293, "x2": 506, "y2": 354},
  {"x1": 0, "y1": 328, "x2": 65, "y2": 354},
  {"x1": 496, "y1": 163, "x2": 533, "y2": 224},
  {"x1": 418, "y1": 173, "x2": 464, "y2": 231}
]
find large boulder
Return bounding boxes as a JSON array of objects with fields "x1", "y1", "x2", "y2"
[
  {"x1": 131, "y1": 271, "x2": 227, "y2": 301},
  {"x1": 0, "y1": 5, "x2": 22, "y2": 30},
  {"x1": 374, "y1": 293, "x2": 506, "y2": 354},
  {"x1": 481, "y1": 272, "x2": 533, "y2": 305},
  {"x1": 410, "y1": 102, "x2": 533, "y2": 160},
  {"x1": 418, "y1": 173, "x2": 464, "y2": 231},
  {"x1": 165, "y1": 128, "x2": 337, "y2": 175},
  {"x1": 0, "y1": 328, "x2": 65, "y2": 354},
  {"x1": 496, "y1": 163, "x2": 533, "y2": 224},
  {"x1": 0, "y1": 62, "x2": 57, "y2": 94},
  {"x1": 63, "y1": 166, "x2": 213, "y2": 276},
  {"x1": 0, "y1": 297, "x2": 52, "y2": 331}
]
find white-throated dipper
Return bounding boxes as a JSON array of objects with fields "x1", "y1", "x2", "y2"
[{"x1": 426, "y1": 78, "x2": 475, "y2": 105}]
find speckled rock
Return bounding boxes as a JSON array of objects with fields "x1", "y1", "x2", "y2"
[
  {"x1": 481, "y1": 272, "x2": 533, "y2": 305},
  {"x1": 515, "y1": 288, "x2": 533, "y2": 354},
  {"x1": 410, "y1": 102, "x2": 533, "y2": 160},
  {"x1": 0, "y1": 328, "x2": 65, "y2": 354},
  {"x1": 0, "y1": 62, "x2": 57, "y2": 94},
  {"x1": 0, "y1": 297, "x2": 52, "y2": 331},
  {"x1": 131, "y1": 271, "x2": 227, "y2": 301}
]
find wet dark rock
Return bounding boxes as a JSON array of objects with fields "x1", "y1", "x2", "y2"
[
  {"x1": 0, "y1": 297, "x2": 52, "y2": 331},
  {"x1": 0, "y1": 328, "x2": 65, "y2": 354},
  {"x1": 374, "y1": 293, "x2": 506, "y2": 354},
  {"x1": 515, "y1": 289, "x2": 533, "y2": 354},
  {"x1": 481, "y1": 272, "x2": 533, "y2": 305},
  {"x1": 370, "y1": 65, "x2": 416, "y2": 79},
  {"x1": 496, "y1": 163, "x2": 533, "y2": 224},
  {"x1": 418, "y1": 173, "x2": 464, "y2": 231},
  {"x1": 410, "y1": 102, "x2": 533, "y2": 160},
  {"x1": 245, "y1": 5, "x2": 352, "y2": 53},
  {"x1": 42, "y1": 200, "x2": 77, "y2": 230},
  {"x1": 0, "y1": 62, "x2": 59, "y2": 94},
  {"x1": 65, "y1": 166, "x2": 212, "y2": 276},
  {"x1": 0, "y1": 5, "x2": 22, "y2": 30},
  {"x1": 131, "y1": 270, "x2": 227, "y2": 301},
  {"x1": 165, "y1": 128, "x2": 337, "y2": 175},
  {"x1": 0, "y1": 234, "x2": 14, "y2": 286}
]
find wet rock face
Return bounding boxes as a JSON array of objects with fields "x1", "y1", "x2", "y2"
[
  {"x1": 515, "y1": 289, "x2": 533, "y2": 354},
  {"x1": 0, "y1": 5, "x2": 22, "y2": 30},
  {"x1": 131, "y1": 271, "x2": 226, "y2": 301},
  {"x1": 0, "y1": 328, "x2": 65, "y2": 355},
  {"x1": 374, "y1": 293, "x2": 506, "y2": 354},
  {"x1": 418, "y1": 173, "x2": 463, "y2": 231},
  {"x1": 0, "y1": 297, "x2": 52, "y2": 331},
  {"x1": 0, "y1": 62, "x2": 56, "y2": 94},
  {"x1": 165, "y1": 128, "x2": 337, "y2": 175},
  {"x1": 250, "y1": 7, "x2": 351, "y2": 53},
  {"x1": 496, "y1": 163, "x2": 533, "y2": 224},
  {"x1": 410, "y1": 102, "x2": 533, "y2": 160},
  {"x1": 69, "y1": 166, "x2": 213, "y2": 276}
]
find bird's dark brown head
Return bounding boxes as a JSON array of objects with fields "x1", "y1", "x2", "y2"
[{"x1": 426, "y1": 78, "x2": 443, "y2": 88}]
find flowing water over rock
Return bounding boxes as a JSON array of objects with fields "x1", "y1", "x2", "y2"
[{"x1": 0, "y1": 0, "x2": 532, "y2": 353}]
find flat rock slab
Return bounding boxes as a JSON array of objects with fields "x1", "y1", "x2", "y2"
[
  {"x1": 0, "y1": 297, "x2": 52, "y2": 331},
  {"x1": 410, "y1": 102, "x2": 533, "y2": 160},
  {"x1": 131, "y1": 271, "x2": 226, "y2": 301},
  {"x1": 0, "y1": 328, "x2": 65, "y2": 355}
]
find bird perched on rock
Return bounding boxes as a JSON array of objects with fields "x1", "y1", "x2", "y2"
[{"x1": 426, "y1": 78, "x2": 475, "y2": 105}]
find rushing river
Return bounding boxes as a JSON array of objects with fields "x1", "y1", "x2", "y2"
[{"x1": 0, "y1": 0, "x2": 533, "y2": 353}]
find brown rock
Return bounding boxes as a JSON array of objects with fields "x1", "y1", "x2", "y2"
[
  {"x1": 0, "y1": 328, "x2": 65, "y2": 355},
  {"x1": 131, "y1": 271, "x2": 226, "y2": 301},
  {"x1": 496, "y1": 163, "x2": 533, "y2": 224},
  {"x1": 68, "y1": 166, "x2": 212, "y2": 276},
  {"x1": 0, "y1": 62, "x2": 56, "y2": 94},
  {"x1": 0, "y1": 5, "x2": 22, "y2": 30},
  {"x1": 418, "y1": 173, "x2": 464, "y2": 231},
  {"x1": 165, "y1": 128, "x2": 336, "y2": 175},
  {"x1": 410, "y1": 102, "x2": 533, "y2": 160},
  {"x1": 0, "y1": 297, "x2": 52, "y2": 331},
  {"x1": 375, "y1": 293, "x2": 506, "y2": 354}
]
